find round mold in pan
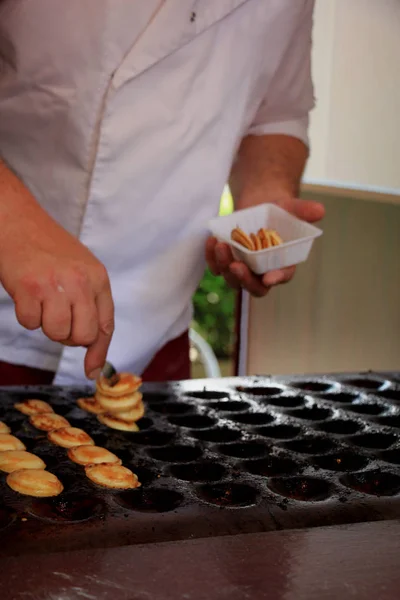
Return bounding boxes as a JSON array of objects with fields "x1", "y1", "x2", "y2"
[
  {"x1": 228, "y1": 412, "x2": 275, "y2": 426},
  {"x1": 346, "y1": 402, "x2": 386, "y2": 416},
  {"x1": 268, "y1": 476, "x2": 332, "y2": 502},
  {"x1": 376, "y1": 389, "x2": 400, "y2": 402},
  {"x1": 379, "y1": 449, "x2": 400, "y2": 465},
  {"x1": 29, "y1": 494, "x2": 107, "y2": 524},
  {"x1": 282, "y1": 436, "x2": 337, "y2": 455},
  {"x1": 345, "y1": 377, "x2": 386, "y2": 391},
  {"x1": 115, "y1": 487, "x2": 184, "y2": 513},
  {"x1": 287, "y1": 406, "x2": 333, "y2": 422},
  {"x1": 312, "y1": 451, "x2": 369, "y2": 472},
  {"x1": 289, "y1": 380, "x2": 335, "y2": 393},
  {"x1": 254, "y1": 423, "x2": 302, "y2": 440},
  {"x1": 142, "y1": 392, "x2": 176, "y2": 404},
  {"x1": 0, "y1": 507, "x2": 16, "y2": 531},
  {"x1": 259, "y1": 395, "x2": 305, "y2": 409},
  {"x1": 147, "y1": 444, "x2": 203, "y2": 463},
  {"x1": 317, "y1": 392, "x2": 359, "y2": 404},
  {"x1": 348, "y1": 432, "x2": 398, "y2": 450},
  {"x1": 236, "y1": 386, "x2": 283, "y2": 397},
  {"x1": 167, "y1": 414, "x2": 217, "y2": 430},
  {"x1": 206, "y1": 400, "x2": 252, "y2": 413},
  {"x1": 169, "y1": 461, "x2": 227, "y2": 483},
  {"x1": 215, "y1": 441, "x2": 269, "y2": 460},
  {"x1": 121, "y1": 430, "x2": 176, "y2": 447},
  {"x1": 185, "y1": 390, "x2": 230, "y2": 401},
  {"x1": 241, "y1": 454, "x2": 300, "y2": 477},
  {"x1": 315, "y1": 419, "x2": 363, "y2": 436},
  {"x1": 375, "y1": 415, "x2": 400, "y2": 429},
  {"x1": 189, "y1": 426, "x2": 242, "y2": 444},
  {"x1": 149, "y1": 402, "x2": 196, "y2": 416},
  {"x1": 196, "y1": 482, "x2": 259, "y2": 508},
  {"x1": 340, "y1": 469, "x2": 400, "y2": 497}
]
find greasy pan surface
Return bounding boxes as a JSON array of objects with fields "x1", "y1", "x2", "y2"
[{"x1": 1, "y1": 372, "x2": 400, "y2": 557}]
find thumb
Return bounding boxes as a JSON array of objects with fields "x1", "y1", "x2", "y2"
[{"x1": 291, "y1": 198, "x2": 325, "y2": 223}]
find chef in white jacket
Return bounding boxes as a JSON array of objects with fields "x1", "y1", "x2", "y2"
[{"x1": 0, "y1": 0, "x2": 324, "y2": 386}]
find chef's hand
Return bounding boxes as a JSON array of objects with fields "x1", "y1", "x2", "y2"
[
  {"x1": 0, "y1": 198, "x2": 114, "y2": 380},
  {"x1": 206, "y1": 197, "x2": 325, "y2": 297}
]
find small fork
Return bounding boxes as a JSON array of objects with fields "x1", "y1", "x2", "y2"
[{"x1": 101, "y1": 361, "x2": 120, "y2": 387}]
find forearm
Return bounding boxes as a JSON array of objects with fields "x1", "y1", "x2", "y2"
[{"x1": 229, "y1": 134, "x2": 308, "y2": 209}]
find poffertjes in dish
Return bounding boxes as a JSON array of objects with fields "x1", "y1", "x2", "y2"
[
  {"x1": 0, "y1": 434, "x2": 26, "y2": 452},
  {"x1": 48, "y1": 427, "x2": 95, "y2": 449},
  {"x1": 231, "y1": 226, "x2": 283, "y2": 251},
  {"x1": 7, "y1": 469, "x2": 63, "y2": 497},
  {"x1": 67, "y1": 445, "x2": 121, "y2": 466},
  {"x1": 0, "y1": 421, "x2": 11, "y2": 434},
  {"x1": 0, "y1": 450, "x2": 46, "y2": 473},
  {"x1": 85, "y1": 464, "x2": 140, "y2": 489},
  {"x1": 29, "y1": 413, "x2": 70, "y2": 432},
  {"x1": 14, "y1": 399, "x2": 54, "y2": 416},
  {"x1": 77, "y1": 396, "x2": 105, "y2": 415},
  {"x1": 97, "y1": 413, "x2": 140, "y2": 432}
]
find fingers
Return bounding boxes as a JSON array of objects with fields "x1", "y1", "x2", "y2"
[
  {"x1": 41, "y1": 289, "x2": 72, "y2": 341},
  {"x1": 229, "y1": 262, "x2": 270, "y2": 297},
  {"x1": 290, "y1": 198, "x2": 325, "y2": 223},
  {"x1": 262, "y1": 266, "x2": 296, "y2": 287},
  {"x1": 84, "y1": 282, "x2": 115, "y2": 380},
  {"x1": 205, "y1": 237, "x2": 220, "y2": 275},
  {"x1": 14, "y1": 294, "x2": 42, "y2": 331}
]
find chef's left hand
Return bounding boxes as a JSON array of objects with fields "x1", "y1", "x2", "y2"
[{"x1": 205, "y1": 197, "x2": 325, "y2": 298}]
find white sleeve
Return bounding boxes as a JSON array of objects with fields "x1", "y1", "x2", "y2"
[{"x1": 247, "y1": 0, "x2": 315, "y2": 147}]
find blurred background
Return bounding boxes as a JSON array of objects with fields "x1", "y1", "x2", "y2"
[{"x1": 191, "y1": 0, "x2": 400, "y2": 379}]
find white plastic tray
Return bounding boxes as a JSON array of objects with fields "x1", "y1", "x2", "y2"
[{"x1": 208, "y1": 203, "x2": 323, "y2": 275}]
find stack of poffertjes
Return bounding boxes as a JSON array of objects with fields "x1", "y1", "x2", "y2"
[{"x1": 0, "y1": 374, "x2": 143, "y2": 499}]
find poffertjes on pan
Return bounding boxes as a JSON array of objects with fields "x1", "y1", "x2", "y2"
[
  {"x1": 0, "y1": 421, "x2": 11, "y2": 434},
  {"x1": 0, "y1": 450, "x2": 46, "y2": 473},
  {"x1": 0, "y1": 434, "x2": 26, "y2": 452},
  {"x1": 7, "y1": 468, "x2": 63, "y2": 497},
  {"x1": 67, "y1": 445, "x2": 121, "y2": 466},
  {"x1": 15, "y1": 399, "x2": 54, "y2": 416},
  {"x1": 29, "y1": 413, "x2": 70, "y2": 432},
  {"x1": 47, "y1": 427, "x2": 95, "y2": 449},
  {"x1": 85, "y1": 464, "x2": 141, "y2": 489}
]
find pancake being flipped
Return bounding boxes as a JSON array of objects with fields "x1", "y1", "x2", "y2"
[
  {"x1": 97, "y1": 413, "x2": 140, "y2": 432},
  {"x1": 0, "y1": 450, "x2": 46, "y2": 473},
  {"x1": 7, "y1": 469, "x2": 63, "y2": 497},
  {"x1": 96, "y1": 391, "x2": 143, "y2": 413},
  {"x1": 105, "y1": 402, "x2": 145, "y2": 423},
  {"x1": 0, "y1": 421, "x2": 11, "y2": 434},
  {"x1": 85, "y1": 464, "x2": 140, "y2": 489},
  {"x1": 68, "y1": 445, "x2": 121, "y2": 466},
  {"x1": 15, "y1": 399, "x2": 54, "y2": 416},
  {"x1": 96, "y1": 372, "x2": 142, "y2": 398},
  {"x1": 48, "y1": 427, "x2": 94, "y2": 449},
  {"x1": 30, "y1": 413, "x2": 70, "y2": 432},
  {"x1": 0, "y1": 434, "x2": 26, "y2": 452},
  {"x1": 77, "y1": 396, "x2": 105, "y2": 415}
]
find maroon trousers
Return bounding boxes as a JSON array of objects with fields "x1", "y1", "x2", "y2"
[{"x1": 0, "y1": 331, "x2": 191, "y2": 385}]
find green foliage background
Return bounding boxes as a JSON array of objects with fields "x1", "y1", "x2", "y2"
[{"x1": 192, "y1": 187, "x2": 236, "y2": 359}]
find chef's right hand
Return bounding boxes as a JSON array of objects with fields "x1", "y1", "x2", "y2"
[{"x1": 0, "y1": 164, "x2": 114, "y2": 379}]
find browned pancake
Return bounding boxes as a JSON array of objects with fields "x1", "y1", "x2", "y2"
[
  {"x1": 29, "y1": 413, "x2": 70, "y2": 432},
  {"x1": 96, "y1": 372, "x2": 142, "y2": 398},
  {"x1": 0, "y1": 450, "x2": 46, "y2": 473},
  {"x1": 47, "y1": 427, "x2": 95, "y2": 449},
  {"x1": 7, "y1": 469, "x2": 63, "y2": 497},
  {"x1": 77, "y1": 396, "x2": 105, "y2": 415},
  {"x1": 0, "y1": 421, "x2": 11, "y2": 434},
  {"x1": 97, "y1": 413, "x2": 140, "y2": 432},
  {"x1": 0, "y1": 434, "x2": 26, "y2": 452},
  {"x1": 67, "y1": 445, "x2": 121, "y2": 466},
  {"x1": 85, "y1": 464, "x2": 140, "y2": 489},
  {"x1": 96, "y1": 391, "x2": 142, "y2": 413},
  {"x1": 15, "y1": 399, "x2": 54, "y2": 416}
]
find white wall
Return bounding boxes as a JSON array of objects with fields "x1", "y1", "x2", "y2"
[{"x1": 305, "y1": 0, "x2": 400, "y2": 193}]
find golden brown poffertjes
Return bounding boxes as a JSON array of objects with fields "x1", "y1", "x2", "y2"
[
  {"x1": 0, "y1": 450, "x2": 46, "y2": 473},
  {"x1": 231, "y1": 226, "x2": 283, "y2": 251},
  {"x1": 0, "y1": 421, "x2": 11, "y2": 434},
  {"x1": 77, "y1": 396, "x2": 105, "y2": 415},
  {"x1": 47, "y1": 427, "x2": 95, "y2": 449},
  {"x1": 7, "y1": 469, "x2": 63, "y2": 497},
  {"x1": 85, "y1": 464, "x2": 141, "y2": 489},
  {"x1": 14, "y1": 399, "x2": 54, "y2": 416},
  {"x1": 78, "y1": 371, "x2": 145, "y2": 431},
  {"x1": 0, "y1": 434, "x2": 26, "y2": 452},
  {"x1": 67, "y1": 445, "x2": 121, "y2": 466},
  {"x1": 97, "y1": 413, "x2": 140, "y2": 432},
  {"x1": 29, "y1": 413, "x2": 70, "y2": 432}
]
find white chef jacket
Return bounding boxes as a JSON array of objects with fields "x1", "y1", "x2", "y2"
[{"x1": 0, "y1": 0, "x2": 314, "y2": 385}]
